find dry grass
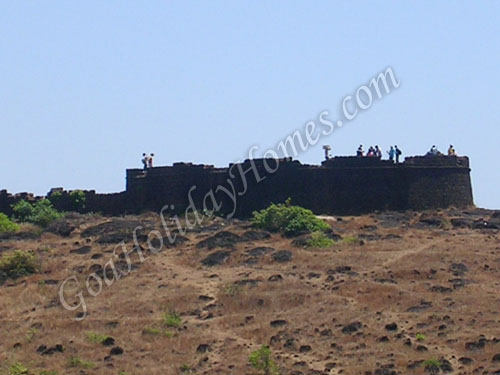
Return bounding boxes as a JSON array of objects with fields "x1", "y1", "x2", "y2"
[{"x1": 0, "y1": 210, "x2": 499, "y2": 374}]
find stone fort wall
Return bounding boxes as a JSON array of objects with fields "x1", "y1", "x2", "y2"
[{"x1": 0, "y1": 156, "x2": 473, "y2": 217}]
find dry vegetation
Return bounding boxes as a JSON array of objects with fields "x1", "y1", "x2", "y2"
[{"x1": 1, "y1": 208, "x2": 500, "y2": 374}]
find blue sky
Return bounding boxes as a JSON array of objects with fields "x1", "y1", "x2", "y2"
[{"x1": 1, "y1": 1, "x2": 499, "y2": 208}]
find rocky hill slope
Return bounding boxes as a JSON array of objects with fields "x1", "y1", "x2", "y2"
[{"x1": 1, "y1": 208, "x2": 500, "y2": 375}]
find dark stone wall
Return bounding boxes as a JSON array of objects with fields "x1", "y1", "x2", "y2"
[
  {"x1": 124, "y1": 155, "x2": 474, "y2": 216},
  {"x1": 0, "y1": 155, "x2": 473, "y2": 217}
]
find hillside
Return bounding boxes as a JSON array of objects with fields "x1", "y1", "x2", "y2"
[{"x1": 1, "y1": 208, "x2": 500, "y2": 375}]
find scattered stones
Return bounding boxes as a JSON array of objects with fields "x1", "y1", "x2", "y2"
[
  {"x1": 449, "y1": 263, "x2": 468, "y2": 276},
  {"x1": 36, "y1": 344, "x2": 64, "y2": 355},
  {"x1": 102, "y1": 337, "x2": 115, "y2": 346},
  {"x1": 241, "y1": 230, "x2": 271, "y2": 241},
  {"x1": 270, "y1": 319, "x2": 288, "y2": 328},
  {"x1": 406, "y1": 301, "x2": 432, "y2": 313},
  {"x1": 268, "y1": 274, "x2": 283, "y2": 282},
  {"x1": 430, "y1": 285, "x2": 452, "y2": 293},
  {"x1": 299, "y1": 345, "x2": 311, "y2": 352},
  {"x1": 196, "y1": 344, "x2": 212, "y2": 353},
  {"x1": 197, "y1": 231, "x2": 241, "y2": 250},
  {"x1": 70, "y1": 246, "x2": 91, "y2": 255},
  {"x1": 342, "y1": 322, "x2": 362, "y2": 334},
  {"x1": 272, "y1": 250, "x2": 292, "y2": 263},
  {"x1": 46, "y1": 219, "x2": 75, "y2": 237},
  {"x1": 465, "y1": 338, "x2": 487, "y2": 351},
  {"x1": 201, "y1": 250, "x2": 231, "y2": 267},
  {"x1": 109, "y1": 346, "x2": 124, "y2": 355},
  {"x1": 385, "y1": 323, "x2": 398, "y2": 331}
]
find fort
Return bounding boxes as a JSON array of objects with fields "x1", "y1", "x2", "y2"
[{"x1": 0, "y1": 155, "x2": 473, "y2": 217}]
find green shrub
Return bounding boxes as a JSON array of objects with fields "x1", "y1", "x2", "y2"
[
  {"x1": 0, "y1": 213, "x2": 19, "y2": 233},
  {"x1": 67, "y1": 357, "x2": 95, "y2": 369},
  {"x1": 12, "y1": 200, "x2": 62, "y2": 227},
  {"x1": 342, "y1": 236, "x2": 358, "y2": 245},
  {"x1": 416, "y1": 333, "x2": 426, "y2": 341},
  {"x1": 12, "y1": 200, "x2": 34, "y2": 222},
  {"x1": 163, "y1": 311, "x2": 182, "y2": 328},
  {"x1": 0, "y1": 250, "x2": 39, "y2": 281},
  {"x1": 8, "y1": 362, "x2": 30, "y2": 375},
  {"x1": 69, "y1": 190, "x2": 86, "y2": 211},
  {"x1": 307, "y1": 231, "x2": 335, "y2": 248},
  {"x1": 251, "y1": 199, "x2": 329, "y2": 236},
  {"x1": 86, "y1": 332, "x2": 110, "y2": 344},
  {"x1": 249, "y1": 345, "x2": 280, "y2": 375}
]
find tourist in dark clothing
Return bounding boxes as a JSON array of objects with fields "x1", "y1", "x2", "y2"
[
  {"x1": 395, "y1": 145, "x2": 402, "y2": 163},
  {"x1": 357, "y1": 145, "x2": 364, "y2": 157}
]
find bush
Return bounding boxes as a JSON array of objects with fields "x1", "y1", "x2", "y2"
[
  {"x1": 11, "y1": 200, "x2": 34, "y2": 222},
  {"x1": 0, "y1": 213, "x2": 19, "y2": 233},
  {"x1": 249, "y1": 345, "x2": 280, "y2": 375},
  {"x1": 0, "y1": 250, "x2": 39, "y2": 282},
  {"x1": 8, "y1": 362, "x2": 30, "y2": 375},
  {"x1": 251, "y1": 199, "x2": 329, "y2": 236},
  {"x1": 12, "y1": 199, "x2": 63, "y2": 227},
  {"x1": 307, "y1": 231, "x2": 335, "y2": 248},
  {"x1": 69, "y1": 190, "x2": 86, "y2": 211},
  {"x1": 342, "y1": 236, "x2": 359, "y2": 245},
  {"x1": 163, "y1": 311, "x2": 182, "y2": 328}
]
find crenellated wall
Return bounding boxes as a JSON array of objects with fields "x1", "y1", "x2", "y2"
[{"x1": 0, "y1": 155, "x2": 473, "y2": 217}]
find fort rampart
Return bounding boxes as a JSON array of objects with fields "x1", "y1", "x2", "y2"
[{"x1": 0, "y1": 156, "x2": 473, "y2": 217}]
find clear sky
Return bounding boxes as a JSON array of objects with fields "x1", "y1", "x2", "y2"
[{"x1": 1, "y1": 1, "x2": 499, "y2": 208}]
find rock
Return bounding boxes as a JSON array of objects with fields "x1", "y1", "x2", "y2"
[
  {"x1": 416, "y1": 345, "x2": 428, "y2": 351},
  {"x1": 241, "y1": 230, "x2": 271, "y2": 241},
  {"x1": 268, "y1": 274, "x2": 283, "y2": 282},
  {"x1": 197, "y1": 344, "x2": 212, "y2": 353},
  {"x1": 465, "y1": 338, "x2": 486, "y2": 351},
  {"x1": 377, "y1": 336, "x2": 389, "y2": 343},
  {"x1": 46, "y1": 219, "x2": 75, "y2": 237},
  {"x1": 406, "y1": 301, "x2": 432, "y2": 312},
  {"x1": 492, "y1": 353, "x2": 500, "y2": 362},
  {"x1": 110, "y1": 346, "x2": 124, "y2": 355},
  {"x1": 272, "y1": 250, "x2": 292, "y2": 262},
  {"x1": 70, "y1": 246, "x2": 91, "y2": 255},
  {"x1": 450, "y1": 218, "x2": 472, "y2": 228},
  {"x1": 458, "y1": 357, "x2": 473, "y2": 365},
  {"x1": 246, "y1": 247, "x2": 274, "y2": 257},
  {"x1": 418, "y1": 215, "x2": 445, "y2": 227},
  {"x1": 385, "y1": 323, "x2": 398, "y2": 331},
  {"x1": 197, "y1": 231, "x2": 242, "y2": 250},
  {"x1": 342, "y1": 322, "x2": 362, "y2": 334},
  {"x1": 201, "y1": 250, "x2": 231, "y2": 267},
  {"x1": 299, "y1": 345, "x2": 311, "y2": 352},
  {"x1": 449, "y1": 263, "x2": 468, "y2": 276},
  {"x1": 36, "y1": 344, "x2": 64, "y2": 355},
  {"x1": 102, "y1": 337, "x2": 115, "y2": 346},
  {"x1": 430, "y1": 285, "x2": 452, "y2": 293},
  {"x1": 270, "y1": 319, "x2": 288, "y2": 328}
]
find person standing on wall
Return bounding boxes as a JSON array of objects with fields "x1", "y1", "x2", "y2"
[
  {"x1": 142, "y1": 153, "x2": 148, "y2": 170},
  {"x1": 387, "y1": 146, "x2": 395, "y2": 162},
  {"x1": 395, "y1": 145, "x2": 402, "y2": 163},
  {"x1": 448, "y1": 145, "x2": 456, "y2": 156},
  {"x1": 148, "y1": 153, "x2": 155, "y2": 168},
  {"x1": 357, "y1": 145, "x2": 364, "y2": 157}
]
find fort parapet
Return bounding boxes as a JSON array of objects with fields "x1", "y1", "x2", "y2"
[
  {"x1": 0, "y1": 155, "x2": 473, "y2": 217},
  {"x1": 125, "y1": 155, "x2": 473, "y2": 216}
]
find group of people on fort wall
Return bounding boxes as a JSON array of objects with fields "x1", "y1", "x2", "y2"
[
  {"x1": 354, "y1": 144, "x2": 457, "y2": 163},
  {"x1": 141, "y1": 153, "x2": 155, "y2": 169},
  {"x1": 356, "y1": 145, "x2": 403, "y2": 163}
]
